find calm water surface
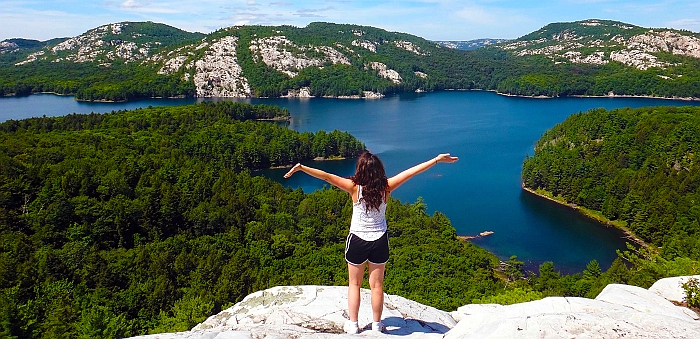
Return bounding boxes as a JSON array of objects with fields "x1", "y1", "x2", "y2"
[{"x1": 3, "y1": 92, "x2": 699, "y2": 273}]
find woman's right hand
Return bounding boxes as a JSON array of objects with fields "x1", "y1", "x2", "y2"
[{"x1": 284, "y1": 163, "x2": 302, "y2": 178}]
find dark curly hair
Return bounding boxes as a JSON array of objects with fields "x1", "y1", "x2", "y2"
[{"x1": 351, "y1": 151, "x2": 388, "y2": 211}]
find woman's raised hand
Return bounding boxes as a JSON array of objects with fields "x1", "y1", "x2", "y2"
[
  {"x1": 436, "y1": 153, "x2": 459, "y2": 163},
  {"x1": 284, "y1": 163, "x2": 302, "y2": 178}
]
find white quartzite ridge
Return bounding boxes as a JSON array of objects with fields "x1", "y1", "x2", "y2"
[
  {"x1": 193, "y1": 36, "x2": 251, "y2": 98},
  {"x1": 126, "y1": 276, "x2": 700, "y2": 339},
  {"x1": 249, "y1": 36, "x2": 350, "y2": 77}
]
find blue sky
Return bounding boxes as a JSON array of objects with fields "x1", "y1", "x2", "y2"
[{"x1": 1, "y1": 0, "x2": 699, "y2": 41}]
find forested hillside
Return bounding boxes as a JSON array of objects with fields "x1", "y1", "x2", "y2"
[
  {"x1": 522, "y1": 106, "x2": 700, "y2": 260},
  {"x1": 0, "y1": 102, "x2": 504, "y2": 338},
  {"x1": 2, "y1": 19, "x2": 700, "y2": 101},
  {"x1": 2, "y1": 100, "x2": 699, "y2": 338},
  {"x1": 488, "y1": 19, "x2": 700, "y2": 98},
  {"x1": 0, "y1": 22, "x2": 204, "y2": 100}
]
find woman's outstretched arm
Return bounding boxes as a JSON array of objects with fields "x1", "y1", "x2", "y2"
[
  {"x1": 284, "y1": 163, "x2": 355, "y2": 193},
  {"x1": 387, "y1": 153, "x2": 458, "y2": 192}
]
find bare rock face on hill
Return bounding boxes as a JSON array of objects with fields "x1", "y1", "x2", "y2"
[
  {"x1": 128, "y1": 276, "x2": 700, "y2": 339},
  {"x1": 0, "y1": 41, "x2": 20, "y2": 54},
  {"x1": 12, "y1": 22, "x2": 202, "y2": 67},
  {"x1": 192, "y1": 36, "x2": 251, "y2": 98},
  {"x1": 147, "y1": 27, "x2": 406, "y2": 98},
  {"x1": 499, "y1": 19, "x2": 700, "y2": 70}
]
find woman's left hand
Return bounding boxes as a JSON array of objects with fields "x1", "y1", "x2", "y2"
[
  {"x1": 284, "y1": 163, "x2": 302, "y2": 178},
  {"x1": 436, "y1": 153, "x2": 459, "y2": 163}
]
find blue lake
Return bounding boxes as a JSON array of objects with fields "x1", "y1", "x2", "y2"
[{"x1": 3, "y1": 91, "x2": 699, "y2": 273}]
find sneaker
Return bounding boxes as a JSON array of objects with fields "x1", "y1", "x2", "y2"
[
  {"x1": 372, "y1": 320, "x2": 385, "y2": 332},
  {"x1": 344, "y1": 320, "x2": 359, "y2": 334}
]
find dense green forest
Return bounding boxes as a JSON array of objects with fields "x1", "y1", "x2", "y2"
[
  {"x1": 0, "y1": 101, "x2": 509, "y2": 338},
  {"x1": 522, "y1": 106, "x2": 700, "y2": 260},
  {"x1": 2, "y1": 101, "x2": 699, "y2": 338},
  {"x1": 516, "y1": 105, "x2": 700, "y2": 307},
  {"x1": 2, "y1": 20, "x2": 699, "y2": 101},
  {"x1": 491, "y1": 56, "x2": 700, "y2": 98}
]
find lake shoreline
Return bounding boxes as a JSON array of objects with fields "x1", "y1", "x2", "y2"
[
  {"x1": 255, "y1": 116, "x2": 290, "y2": 122},
  {"x1": 7, "y1": 90, "x2": 688, "y2": 273},
  {"x1": 521, "y1": 185, "x2": 647, "y2": 247},
  {"x1": 5, "y1": 89, "x2": 699, "y2": 103},
  {"x1": 268, "y1": 156, "x2": 348, "y2": 169},
  {"x1": 447, "y1": 89, "x2": 700, "y2": 101}
]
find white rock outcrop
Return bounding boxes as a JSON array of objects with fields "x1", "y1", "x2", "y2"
[
  {"x1": 129, "y1": 285, "x2": 454, "y2": 339},
  {"x1": 580, "y1": 20, "x2": 602, "y2": 27},
  {"x1": 627, "y1": 31, "x2": 700, "y2": 59},
  {"x1": 193, "y1": 36, "x2": 251, "y2": 97},
  {"x1": 0, "y1": 41, "x2": 19, "y2": 54},
  {"x1": 500, "y1": 38, "x2": 546, "y2": 51},
  {"x1": 282, "y1": 87, "x2": 314, "y2": 98},
  {"x1": 415, "y1": 71, "x2": 428, "y2": 79},
  {"x1": 15, "y1": 22, "x2": 156, "y2": 65},
  {"x1": 394, "y1": 40, "x2": 426, "y2": 55},
  {"x1": 249, "y1": 36, "x2": 350, "y2": 77},
  {"x1": 127, "y1": 276, "x2": 700, "y2": 339},
  {"x1": 562, "y1": 51, "x2": 608, "y2": 65},
  {"x1": 15, "y1": 51, "x2": 45, "y2": 66},
  {"x1": 448, "y1": 283, "x2": 700, "y2": 339},
  {"x1": 610, "y1": 49, "x2": 671, "y2": 70},
  {"x1": 158, "y1": 55, "x2": 189, "y2": 75},
  {"x1": 498, "y1": 22, "x2": 700, "y2": 70},
  {"x1": 328, "y1": 91, "x2": 385, "y2": 99},
  {"x1": 360, "y1": 91, "x2": 384, "y2": 99},
  {"x1": 649, "y1": 275, "x2": 700, "y2": 305},
  {"x1": 351, "y1": 39, "x2": 377, "y2": 53},
  {"x1": 367, "y1": 62, "x2": 402, "y2": 84}
]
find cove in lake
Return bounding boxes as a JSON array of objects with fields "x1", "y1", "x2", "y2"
[{"x1": 3, "y1": 91, "x2": 699, "y2": 274}]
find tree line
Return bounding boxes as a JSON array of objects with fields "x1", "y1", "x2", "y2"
[
  {"x1": 0, "y1": 101, "x2": 503, "y2": 338},
  {"x1": 3, "y1": 22, "x2": 699, "y2": 102},
  {"x1": 2, "y1": 101, "x2": 698, "y2": 338},
  {"x1": 522, "y1": 106, "x2": 700, "y2": 260}
]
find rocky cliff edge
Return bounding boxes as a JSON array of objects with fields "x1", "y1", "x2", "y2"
[{"x1": 128, "y1": 275, "x2": 700, "y2": 339}]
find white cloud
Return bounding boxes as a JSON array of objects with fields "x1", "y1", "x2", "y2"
[
  {"x1": 566, "y1": 0, "x2": 617, "y2": 3},
  {"x1": 0, "y1": 9, "x2": 113, "y2": 40},
  {"x1": 116, "y1": 0, "x2": 182, "y2": 14},
  {"x1": 294, "y1": 6, "x2": 334, "y2": 17},
  {"x1": 621, "y1": 2, "x2": 668, "y2": 14},
  {"x1": 456, "y1": 5, "x2": 498, "y2": 25},
  {"x1": 120, "y1": 7, "x2": 182, "y2": 14},
  {"x1": 297, "y1": 6, "x2": 335, "y2": 13},
  {"x1": 667, "y1": 18, "x2": 700, "y2": 31},
  {"x1": 120, "y1": 0, "x2": 141, "y2": 9}
]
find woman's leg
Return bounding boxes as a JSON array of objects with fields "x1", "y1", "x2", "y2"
[
  {"x1": 347, "y1": 262, "x2": 365, "y2": 322},
  {"x1": 367, "y1": 262, "x2": 386, "y2": 322}
]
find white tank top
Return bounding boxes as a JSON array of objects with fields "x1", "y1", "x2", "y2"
[{"x1": 350, "y1": 186, "x2": 387, "y2": 241}]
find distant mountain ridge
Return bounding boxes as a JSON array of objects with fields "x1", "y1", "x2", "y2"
[
  {"x1": 434, "y1": 39, "x2": 510, "y2": 51},
  {"x1": 9, "y1": 22, "x2": 203, "y2": 66},
  {"x1": 1, "y1": 19, "x2": 700, "y2": 101},
  {"x1": 498, "y1": 19, "x2": 700, "y2": 70}
]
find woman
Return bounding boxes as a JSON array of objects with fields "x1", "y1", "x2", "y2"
[{"x1": 284, "y1": 151, "x2": 458, "y2": 333}]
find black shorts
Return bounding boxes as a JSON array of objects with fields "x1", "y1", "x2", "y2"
[{"x1": 345, "y1": 232, "x2": 389, "y2": 265}]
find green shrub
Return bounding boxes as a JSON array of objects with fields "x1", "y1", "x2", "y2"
[{"x1": 682, "y1": 278, "x2": 700, "y2": 308}]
